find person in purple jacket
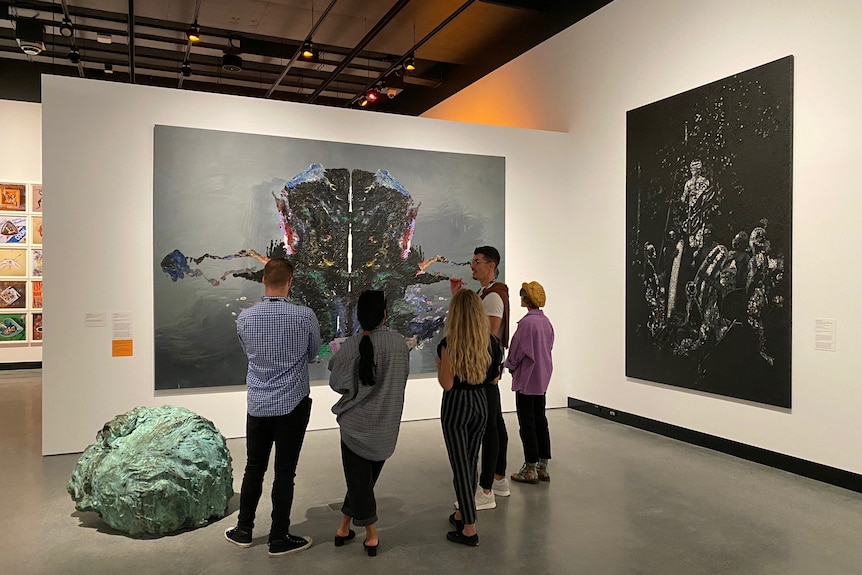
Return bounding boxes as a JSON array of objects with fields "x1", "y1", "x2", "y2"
[{"x1": 504, "y1": 281, "x2": 555, "y2": 484}]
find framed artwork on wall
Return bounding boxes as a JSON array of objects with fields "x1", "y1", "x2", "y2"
[
  {"x1": 0, "y1": 248, "x2": 28, "y2": 277},
  {"x1": 31, "y1": 280, "x2": 42, "y2": 309},
  {"x1": 153, "y1": 126, "x2": 505, "y2": 390},
  {"x1": 31, "y1": 249, "x2": 42, "y2": 277},
  {"x1": 0, "y1": 184, "x2": 26, "y2": 211},
  {"x1": 31, "y1": 313, "x2": 42, "y2": 341},
  {"x1": 31, "y1": 216, "x2": 42, "y2": 244},
  {"x1": 0, "y1": 182, "x2": 44, "y2": 349},
  {"x1": 0, "y1": 215, "x2": 27, "y2": 244},
  {"x1": 625, "y1": 56, "x2": 793, "y2": 408},
  {"x1": 0, "y1": 313, "x2": 26, "y2": 342},
  {"x1": 0, "y1": 281, "x2": 26, "y2": 309},
  {"x1": 31, "y1": 184, "x2": 42, "y2": 213}
]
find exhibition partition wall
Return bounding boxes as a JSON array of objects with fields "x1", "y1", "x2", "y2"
[
  {"x1": 425, "y1": 0, "x2": 862, "y2": 474},
  {"x1": 40, "y1": 75, "x2": 569, "y2": 455}
]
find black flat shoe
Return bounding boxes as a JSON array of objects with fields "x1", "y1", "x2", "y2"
[
  {"x1": 446, "y1": 530, "x2": 479, "y2": 547},
  {"x1": 363, "y1": 540, "x2": 378, "y2": 557},
  {"x1": 448, "y1": 512, "x2": 464, "y2": 533},
  {"x1": 334, "y1": 529, "x2": 356, "y2": 547}
]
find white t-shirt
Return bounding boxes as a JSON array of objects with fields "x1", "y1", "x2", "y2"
[{"x1": 481, "y1": 291, "x2": 504, "y2": 318}]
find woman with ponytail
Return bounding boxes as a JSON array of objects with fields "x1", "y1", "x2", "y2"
[
  {"x1": 436, "y1": 289, "x2": 503, "y2": 547},
  {"x1": 329, "y1": 290, "x2": 409, "y2": 556}
]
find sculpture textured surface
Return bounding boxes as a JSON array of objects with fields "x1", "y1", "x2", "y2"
[{"x1": 67, "y1": 406, "x2": 234, "y2": 536}]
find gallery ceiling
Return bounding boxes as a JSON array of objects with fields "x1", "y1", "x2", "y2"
[{"x1": 0, "y1": 0, "x2": 611, "y2": 115}]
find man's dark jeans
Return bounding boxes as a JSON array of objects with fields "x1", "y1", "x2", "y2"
[{"x1": 237, "y1": 396, "x2": 312, "y2": 539}]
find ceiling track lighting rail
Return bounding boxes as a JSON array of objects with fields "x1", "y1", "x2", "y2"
[
  {"x1": 264, "y1": 0, "x2": 340, "y2": 99},
  {"x1": 178, "y1": 0, "x2": 203, "y2": 88},
  {"x1": 306, "y1": 0, "x2": 413, "y2": 103},
  {"x1": 347, "y1": 0, "x2": 477, "y2": 108},
  {"x1": 128, "y1": 0, "x2": 135, "y2": 83},
  {"x1": 58, "y1": 0, "x2": 83, "y2": 76}
]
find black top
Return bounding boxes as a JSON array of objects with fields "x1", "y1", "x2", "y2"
[{"x1": 437, "y1": 336, "x2": 504, "y2": 390}]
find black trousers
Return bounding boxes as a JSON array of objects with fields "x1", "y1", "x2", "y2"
[
  {"x1": 515, "y1": 391, "x2": 551, "y2": 463},
  {"x1": 340, "y1": 442, "x2": 386, "y2": 527},
  {"x1": 441, "y1": 387, "x2": 487, "y2": 525},
  {"x1": 479, "y1": 383, "x2": 508, "y2": 489},
  {"x1": 237, "y1": 396, "x2": 312, "y2": 539}
]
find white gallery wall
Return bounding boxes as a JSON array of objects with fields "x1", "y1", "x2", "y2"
[
  {"x1": 426, "y1": 0, "x2": 862, "y2": 474},
  {"x1": 0, "y1": 100, "x2": 42, "y2": 363},
  {"x1": 40, "y1": 75, "x2": 569, "y2": 455}
]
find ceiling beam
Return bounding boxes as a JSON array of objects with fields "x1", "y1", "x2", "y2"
[{"x1": 178, "y1": 0, "x2": 202, "y2": 89}]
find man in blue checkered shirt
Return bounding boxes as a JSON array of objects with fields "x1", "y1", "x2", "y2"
[{"x1": 225, "y1": 258, "x2": 321, "y2": 557}]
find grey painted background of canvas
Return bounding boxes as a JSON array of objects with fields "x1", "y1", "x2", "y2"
[{"x1": 153, "y1": 125, "x2": 505, "y2": 390}]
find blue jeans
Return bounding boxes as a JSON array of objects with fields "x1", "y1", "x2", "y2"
[{"x1": 237, "y1": 396, "x2": 312, "y2": 539}]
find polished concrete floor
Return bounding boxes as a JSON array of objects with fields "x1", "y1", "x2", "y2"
[{"x1": 4, "y1": 369, "x2": 862, "y2": 574}]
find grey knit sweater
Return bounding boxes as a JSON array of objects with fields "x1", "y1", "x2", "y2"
[{"x1": 328, "y1": 327, "x2": 409, "y2": 461}]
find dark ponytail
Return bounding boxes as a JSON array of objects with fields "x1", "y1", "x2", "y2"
[{"x1": 357, "y1": 290, "x2": 386, "y2": 386}]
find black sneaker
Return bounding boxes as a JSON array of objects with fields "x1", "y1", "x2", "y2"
[
  {"x1": 446, "y1": 530, "x2": 479, "y2": 547},
  {"x1": 268, "y1": 534, "x2": 313, "y2": 557},
  {"x1": 225, "y1": 526, "x2": 252, "y2": 548}
]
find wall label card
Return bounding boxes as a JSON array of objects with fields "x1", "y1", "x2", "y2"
[{"x1": 814, "y1": 318, "x2": 836, "y2": 352}]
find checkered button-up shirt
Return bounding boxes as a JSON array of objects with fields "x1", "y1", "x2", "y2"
[{"x1": 237, "y1": 296, "x2": 321, "y2": 417}]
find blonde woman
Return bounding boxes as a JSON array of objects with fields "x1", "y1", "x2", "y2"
[{"x1": 436, "y1": 289, "x2": 503, "y2": 547}]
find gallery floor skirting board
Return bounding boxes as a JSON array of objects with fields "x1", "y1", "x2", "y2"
[
  {"x1": 0, "y1": 361, "x2": 41, "y2": 370},
  {"x1": 567, "y1": 397, "x2": 862, "y2": 494}
]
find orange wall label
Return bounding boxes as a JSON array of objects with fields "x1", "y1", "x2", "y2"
[{"x1": 112, "y1": 339, "x2": 133, "y2": 357}]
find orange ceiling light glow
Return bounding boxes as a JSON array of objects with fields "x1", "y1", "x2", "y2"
[
  {"x1": 186, "y1": 22, "x2": 201, "y2": 43},
  {"x1": 301, "y1": 41, "x2": 316, "y2": 60}
]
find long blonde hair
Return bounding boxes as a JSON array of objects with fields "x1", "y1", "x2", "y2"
[{"x1": 445, "y1": 290, "x2": 491, "y2": 385}]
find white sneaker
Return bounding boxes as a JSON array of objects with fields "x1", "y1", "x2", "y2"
[
  {"x1": 475, "y1": 488, "x2": 497, "y2": 510},
  {"x1": 454, "y1": 487, "x2": 497, "y2": 510},
  {"x1": 492, "y1": 477, "x2": 510, "y2": 497}
]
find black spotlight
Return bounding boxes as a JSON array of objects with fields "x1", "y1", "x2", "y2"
[
  {"x1": 404, "y1": 54, "x2": 416, "y2": 72},
  {"x1": 186, "y1": 21, "x2": 201, "y2": 43},
  {"x1": 221, "y1": 52, "x2": 242, "y2": 72},
  {"x1": 180, "y1": 62, "x2": 192, "y2": 77},
  {"x1": 59, "y1": 18, "x2": 74, "y2": 38},
  {"x1": 299, "y1": 42, "x2": 320, "y2": 62},
  {"x1": 68, "y1": 47, "x2": 80, "y2": 64}
]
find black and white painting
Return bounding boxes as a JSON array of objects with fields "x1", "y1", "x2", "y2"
[
  {"x1": 625, "y1": 56, "x2": 793, "y2": 408},
  {"x1": 153, "y1": 126, "x2": 505, "y2": 390}
]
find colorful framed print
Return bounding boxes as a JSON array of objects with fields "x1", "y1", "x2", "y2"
[
  {"x1": 153, "y1": 125, "x2": 505, "y2": 390},
  {"x1": 31, "y1": 249, "x2": 42, "y2": 277},
  {"x1": 0, "y1": 248, "x2": 27, "y2": 277},
  {"x1": 31, "y1": 216, "x2": 42, "y2": 244},
  {"x1": 0, "y1": 184, "x2": 26, "y2": 211},
  {"x1": 32, "y1": 184, "x2": 42, "y2": 213},
  {"x1": 0, "y1": 215, "x2": 27, "y2": 244},
  {"x1": 31, "y1": 312, "x2": 42, "y2": 341},
  {"x1": 0, "y1": 281, "x2": 26, "y2": 309},
  {"x1": 31, "y1": 280, "x2": 42, "y2": 309},
  {"x1": 0, "y1": 313, "x2": 26, "y2": 341}
]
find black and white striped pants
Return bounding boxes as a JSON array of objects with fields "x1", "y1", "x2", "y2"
[{"x1": 441, "y1": 386, "x2": 488, "y2": 525}]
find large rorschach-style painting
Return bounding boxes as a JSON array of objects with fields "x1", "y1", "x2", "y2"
[
  {"x1": 154, "y1": 126, "x2": 505, "y2": 390},
  {"x1": 625, "y1": 56, "x2": 793, "y2": 408}
]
